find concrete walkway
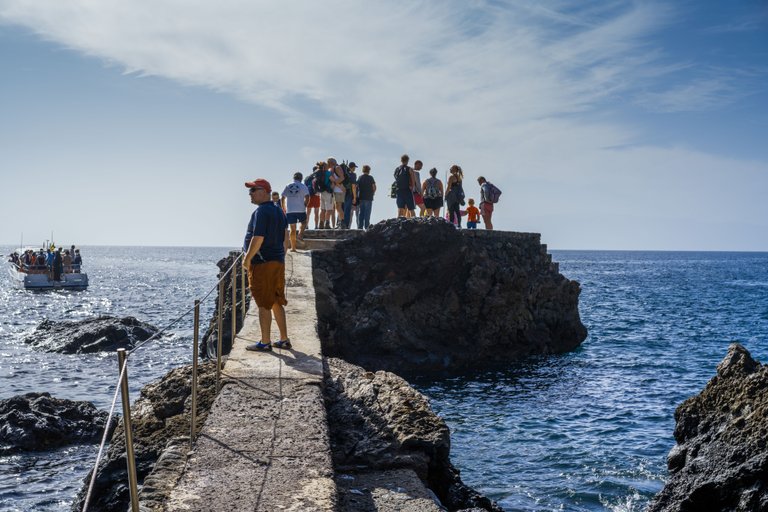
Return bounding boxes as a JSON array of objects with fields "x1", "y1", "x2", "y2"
[{"x1": 164, "y1": 251, "x2": 336, "y2": 511}]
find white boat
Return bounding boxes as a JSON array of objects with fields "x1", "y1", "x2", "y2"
[{"x1": 7, "y1": 247, "x2": 89, "y2": 290}]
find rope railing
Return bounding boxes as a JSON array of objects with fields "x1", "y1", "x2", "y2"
[{"x1": 81, "y1": 251, "x2": 245, "y2": 512}]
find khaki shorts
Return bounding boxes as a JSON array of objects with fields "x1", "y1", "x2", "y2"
[
  {"x1": 248, "y1": 261, "x2": 287, "y2": 309},
  {"x1": 333, "y1": 191, "x2": 345, "y2": 205},
  {"x1": 320, "y1": 191, "x2": 334, "y2": 211}
]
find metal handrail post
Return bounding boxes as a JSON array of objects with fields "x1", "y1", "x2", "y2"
[
  {"x1": 231, "y1": 263, "x2": 237, "y2": 350},
  {"x1": 117, "y1": 349, "x2": 140, "y2": 512},
  {"x1": 190, "y1": 300, "x2": 200, "y2": 449},
  {"x1": 216, "y1": 278, "x2": 224, "y2": 392},
  {"x1": 241, "y1": 260, "x2": 247, "y2": 318}
]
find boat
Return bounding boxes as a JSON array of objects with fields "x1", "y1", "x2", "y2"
[{"x1": 7, "y1": 247, "x2": 89, "y2": 290}]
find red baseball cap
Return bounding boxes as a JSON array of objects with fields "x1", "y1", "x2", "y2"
[{"x1": 244, "y1": 178, "x2": 271, "y2": 193}]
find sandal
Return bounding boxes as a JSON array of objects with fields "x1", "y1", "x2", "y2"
[
  {"x1": 246, "y1": 342, "x2": 272, "y2": 352},
  {"x1": 273, "y1": 339, "x2": 292, "y2": 349}
]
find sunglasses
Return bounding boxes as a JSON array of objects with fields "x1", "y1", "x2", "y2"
[{"x1": 249, "y1": 187, "x2": 263, "y2": 193}]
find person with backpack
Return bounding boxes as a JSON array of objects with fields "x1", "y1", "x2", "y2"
[
  {"x1": 477, "y1": 176, "x2": 501, "y2": 230},
  {"x1": 329, "y1": 157, "x2": 346, "y2": 228},
  {"x1": 445, "y1": 164, "x2": 465, "y2": 228},
  {"x1": 393, "y1": 154, "x2": 415, "y2": 218},
  {"x1": 342, "y1": 162, "x2": 358, "y2": 229},
  {"x1": 304, "y1": 166, "x2": 321, "y2": 229},
  {"x1": 421, "y1": 167, "x2": 444, "y2": 218},
  {"x1": 314, "y1": 161, "x2": 334, "y2": 229}
]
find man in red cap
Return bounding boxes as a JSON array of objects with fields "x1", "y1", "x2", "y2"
[{"x1": 242, "y1": 178, "x2": 290, "y2": 351}]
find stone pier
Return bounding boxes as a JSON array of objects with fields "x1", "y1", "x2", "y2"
[{"x1": 164, "y1": 252, "x2": 336, "y2": 511}]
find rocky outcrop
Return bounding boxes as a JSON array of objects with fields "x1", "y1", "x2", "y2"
[
  {"x1": 313, "y1": 217, "x2": 586, "y2": 374},
  {"x1": 201, "y1": 251, "x2": 249, "y2": 359},
  {"x1": 0, "y1": 392, "x2": 114, "y2": 454},
  {"x1": 325, "y1": 357, "x2": 503, "y2": 512},
  {"x1": 648, "y1": 343, "x2": 768, "y2": 512},
  {"x1": 71, "y1": 362, "x2": 218, "y2": 512},
  {"x1": 25, "y1": 316, "x2": 159, "y2": 353}
]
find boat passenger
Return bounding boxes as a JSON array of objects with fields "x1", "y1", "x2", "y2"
[
  {"x1": 46, "y1": 249, "x2": 54, "y2": 277},
  {"x1": 63, "y1": 250, "x2": 73, "y2": 273},
  {"x1": 53, "y1": 248, "x2": 63, "y2": 281},
  {"x1": 73, "y1": 249, "x2": 82, "y2": 273}
]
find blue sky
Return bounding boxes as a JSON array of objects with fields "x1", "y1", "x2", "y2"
[{"x1": 1, "y1": 1, "x2": 766, "y2": 250}]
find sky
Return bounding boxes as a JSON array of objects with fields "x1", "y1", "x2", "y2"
[{"x1": 1, "y1": 0, "x2": 766, "y2": 250}]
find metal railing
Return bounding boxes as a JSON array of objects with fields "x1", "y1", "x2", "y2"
[{"x1": 81, "y1": 251, "x2": 246, "y2": 512}]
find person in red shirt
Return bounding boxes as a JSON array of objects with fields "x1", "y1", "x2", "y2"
[{"x1": 466, "y1": 198, "x2": 480, "y2": 229}]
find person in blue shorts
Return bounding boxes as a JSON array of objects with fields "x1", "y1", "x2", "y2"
[
  {"x1": 281, "y1": 172, "x2": 310, "y2": 252},
  {"x1": 394, "y1": 154, "x2": 415, "y2": 218}
]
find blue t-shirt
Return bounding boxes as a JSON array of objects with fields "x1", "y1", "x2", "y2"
[{"x1": 243, "y1": 201, "x2": 287, "y2": 263}]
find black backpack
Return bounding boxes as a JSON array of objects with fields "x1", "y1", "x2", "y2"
[
  {"x1": 313, "y1": 169, "x2": 329, "y2": 193},
  {"x1": 394, "y1": 165, "x2": 411, "y2": 191}
]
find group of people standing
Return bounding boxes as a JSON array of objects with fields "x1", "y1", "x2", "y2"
[
  {"x1": 8, "y1": 245, "x2": 83, "y2": 281},
  {"x1": 268, "y1": 155, "x2": 501, "y2": 251},
  {"x1": 238, "y1": 155, "x2": 502, "y2": 353},
  {"x1": 391, "y1": 154, "x2": 500, "y2": 229}
]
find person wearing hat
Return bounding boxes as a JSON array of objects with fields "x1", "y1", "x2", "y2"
[
  {"x1": 242, "y1": 178, "x2": 290, "y2": 351},
  {"x1": 342, "y1": 162, "x2": 358, "y2": 229}
]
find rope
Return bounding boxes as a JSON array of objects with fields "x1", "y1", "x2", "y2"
[
  {"x1": 82, "y1": 359, "x2": 128, "y2": 512},
  {"x1": 80, "y1": 250, "x2": 243, "y2": 511}
]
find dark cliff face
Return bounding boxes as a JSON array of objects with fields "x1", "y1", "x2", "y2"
[
  {"x1": 324, "y1": 357, "x2": 504, "y2": 512},
  {"x1": 201, "y1": 251, "x2": 249, "y2": 359},
  {"x1": 648, "y1": 343, "x2": 768, "y2": 512},
  {"x1": 71, "y1": 363, "x2": 218, "y2": 512},
  {"x1": 312, "y1": 218, "x2": 587, "y2": 374}
]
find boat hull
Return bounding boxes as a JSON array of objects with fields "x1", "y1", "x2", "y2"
[{"x1": 7, "y1": 265, "x2": 88, "y2": 290}]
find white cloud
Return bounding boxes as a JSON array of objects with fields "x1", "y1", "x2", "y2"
[
  {"x1": 1, "y1": 0, "x2": 766, "y2": 249},
  {"x1": 0, "y1": 0, "x2": 672, "y2": 152}
]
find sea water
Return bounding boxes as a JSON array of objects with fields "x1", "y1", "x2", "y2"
[
  {"x1": 414, "y1": 250, "x2": 768, "y2": 511},
  {"x1": 1, "y1": 247, "x2": 767, "y2": 511}
]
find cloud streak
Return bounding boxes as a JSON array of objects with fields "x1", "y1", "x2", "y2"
[
  {"x1": 0, "y1": 1, "x2": 675, "y2": 150},
  {"x1": 1, "y1": 0, "x2": 766, "y2": 249}
]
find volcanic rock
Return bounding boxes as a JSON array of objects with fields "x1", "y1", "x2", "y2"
[
  {"x1": 325, "y1": 357, "x2": 504, "y2": 512},
  {"x1": 71, "y1": 362, "x2": 218, "y2": 512},
  {"x1": 313, "y1": 217, "x2": 586, "y2": 374},
  {"x1": 648, "y1": 343, "x2": 768, "y2": 512},
  {"x1": 201, "y1": 251, "x2": 249, "y2": 359},
  {"x1": 0, "y1": 392, "x2": 113, "y2": 454},
  {"x1": 25, "y1": 315, "x2": 159, "y2": 353}
]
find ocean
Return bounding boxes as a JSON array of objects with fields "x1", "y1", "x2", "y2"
[{"x1": 1, "y1": 247, "x2": 767, "y2": 511}]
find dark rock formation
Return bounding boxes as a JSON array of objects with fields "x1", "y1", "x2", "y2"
[
  {"x1": 313, "y1": 217, "x2": 586, "y2": 374},
  {"x1": 325, "y1": 357, "x2": 503, "y2": 512},
  {"x1": 71, "y1": 362, "x2": 218, "y2": 512},
  {"x1": 201, "y1": 251, "x2": 249, "y2": 359},
  {"x1": 0, "y1": 392, "x2": 114, "y2": 454},
  {"x1": 648, "y1": 343, "x2": 768, "y2": 512},
  {"x1": 25, "y1": 315, "x2": 159, "y2": 353}
]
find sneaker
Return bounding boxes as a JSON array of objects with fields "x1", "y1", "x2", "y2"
[
  {"x1": 273, "y1": 339, "x2": 292, "y2": 349},
  {"x1": 246, "y1": 342, "x2": 272, "y2": 352}
]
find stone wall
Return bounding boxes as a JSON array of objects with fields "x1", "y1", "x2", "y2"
[{"x1": 312, "y1": 218, "x2": 587, "y2": 374}]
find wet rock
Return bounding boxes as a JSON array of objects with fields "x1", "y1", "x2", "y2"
[
  {"x1": 25, "y1": 315, "x2": 159, "y2": 353},
  {"x1": 325, "y1": 357, "x2": 504, "y2": 512},
  {"x1": 648, "y1": 343, "x2": 768, "y2": 512},
  {"x1": 71, "y1": 362, "x2": 218, "y2": 512},
  {"x1": 201, "y1": 251, "x2": 249, "y2": 359},
  {"x1": 0, "y1": 392, "x2": 114, "y2": 454},
  {"x1": 313, "y1": 217, "x2": 587, "y2": 374}
]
